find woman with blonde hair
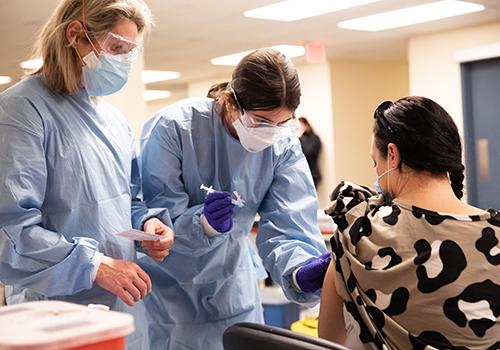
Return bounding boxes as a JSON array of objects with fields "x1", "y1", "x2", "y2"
[{"x1": 0, "y1": 1, "x2": 173, "y2": 348}]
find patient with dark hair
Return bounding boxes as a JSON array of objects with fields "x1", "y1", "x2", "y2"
[{"x1": 318, "y1": 96, "x2": 499, "y2": 349}]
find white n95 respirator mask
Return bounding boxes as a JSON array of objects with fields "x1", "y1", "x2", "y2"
[
  {"x1": 232, "y1": 112, "x2": 296, "y2": 152},
  {"x1": 233, "y1": 119, "x2": 278, "y2": 152}
]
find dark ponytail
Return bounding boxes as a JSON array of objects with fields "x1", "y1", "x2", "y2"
[
  {"x1": 449, "y1": 165, "x2": 465, "y2": 199},
  {"x1": 373, "y1": 96, "x2": 465, "y2": 199}
]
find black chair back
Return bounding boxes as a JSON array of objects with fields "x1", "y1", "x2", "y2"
[{"x1": 223, "y1": 322, "x2": 351, "y2": 350}]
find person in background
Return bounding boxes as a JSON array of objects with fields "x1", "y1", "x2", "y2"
[
  {"x1": 139, "y1": 48, "x2": 331, "y2": 350},
  {"x1": 0, "y1": 1, "x2": 173, "y2": 348},
  {"x1": 297, "y1": 116, "x2": 322, "y2": 187},
  {"x1": 318, "y1": 96, "x2": 499, "y2": 349}
]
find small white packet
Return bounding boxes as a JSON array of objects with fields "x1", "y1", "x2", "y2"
[{"x1": 115, "y1": 229, "x2": 161, "y2": 241}]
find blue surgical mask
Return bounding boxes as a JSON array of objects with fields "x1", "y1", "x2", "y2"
[
  {"x1": 374, "y1": 170, "x2": 389, "y2": 194},
  {"x1": 374, "y1": 159, "x2": 395, "y2": 195},
  {"x1": 81, "y1": 50, "x2": 131, "y2": 96}
]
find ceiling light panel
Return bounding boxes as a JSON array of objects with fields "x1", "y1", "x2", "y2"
[
  {"x1": 142, "y1": 70, "x2": 180, "y2": 84},
  {"x1": 20, "y1": 58, "x2": 43, "y2": 70},
  {"x1": 143, "y1": 90, "x2": 171, "y2": 101},
  {"x1": 211, "y1": 45, "x2": 305, "y2": 66},
  {"x1": 338, "y1": 0, "x2": 485, "y2": 32},
  {"x1": 244, "y1": 0, "x2": 381, "y2": 22},
  {"x1": 0, "y1": 76, "x2": 12, "y2": 85}
]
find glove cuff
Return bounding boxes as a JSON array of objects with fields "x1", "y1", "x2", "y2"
[
  {"x1": 291, "y1": 266, "x2": 303, "y2": 292},
  {"x1": 200, "y1": 214, "x2": 222, "y2": 237},
  {"x1": 90, "y1": 251, "x2": 104, "y2": 282}
]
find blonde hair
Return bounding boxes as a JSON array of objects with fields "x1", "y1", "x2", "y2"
[{"x1": 30, "y1": 0, "x2": 153, "y2": 95}]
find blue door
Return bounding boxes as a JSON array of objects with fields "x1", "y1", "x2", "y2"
[{"x1": 461, "y1": 57, "x2": 500, "y2": 209}]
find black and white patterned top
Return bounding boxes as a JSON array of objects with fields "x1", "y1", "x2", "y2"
[{"x1": 325, "y1": 181, "x2": 500, "y2": 350}]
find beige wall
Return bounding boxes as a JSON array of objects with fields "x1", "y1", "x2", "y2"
[
  {"x1": 330, "y1": 60, "x2": 409, "y2": 188},
  {"x1": 105, "y1": 53, "x2": 147, "y2": 145},
  {"x1": 295, "y1": 63, "x2": 335, "y2": 208},
  {"x1": 408, "y1": 22, "x2": 500, "y2": 136},
  {"x1": 144, "y1": 75, "x2": 230, "y2": 131},
  {"x1": 146, "y1": 90, "x2": 189, "y2": 120},
  {"x1": 187, "y1": 75, "x2": 231, "y2": 99}
]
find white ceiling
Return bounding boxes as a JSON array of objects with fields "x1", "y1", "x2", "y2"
[{"x1": 1, "y1": 0, "x2": 500, "y2": 92}]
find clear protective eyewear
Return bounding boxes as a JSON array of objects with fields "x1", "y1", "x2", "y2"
[
  {"x1": 80, "y1": 0, "x2": 141, "y2": 64},
  {"x1": 240, "y1": 112, "x2": 299, "y2": 140},
  {"x1": 230, "y1": 88, "x2": 299, "y2": 133},
  {"x1": 89, "y1": 31, "x2": 142, "y2": 64}
]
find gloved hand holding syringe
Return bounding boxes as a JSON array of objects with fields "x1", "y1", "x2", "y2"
[
  {"x1": 200, "y1": 184, "x2": 246, "y2": 207},
  {"x1": 199, "y1": 184, "x2": 245, "y2": 233}
]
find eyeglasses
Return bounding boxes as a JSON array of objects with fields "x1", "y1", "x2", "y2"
[
  {"x1": 230, "y1": 88, "x2": 298, "y2": 130},
  {"x1": 373, "y1": 100, "x2": 394, "y2": 133}
]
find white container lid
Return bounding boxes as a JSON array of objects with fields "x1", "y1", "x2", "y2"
[
  {"x1": 260, "y1": 285, "x2": 293, "y2": 305},
  {"x1": 317, "y1": 209, "x2": 336, "y2": 234},
  {"x1": 0, "y1": 301, "x2": 134, "y2": 350}
]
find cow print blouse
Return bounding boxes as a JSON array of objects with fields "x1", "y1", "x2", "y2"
[{"x1": 325, "y1": 181, "x2": 499, "y2": 350}]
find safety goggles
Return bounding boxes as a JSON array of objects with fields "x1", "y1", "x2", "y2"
[
  {"x1": 230, "y1": 88, "x2": 299, "y2": 132},
  {"x1": 240, "y1": 111, "x2": 299, "y2": 137},
  {"x1": 80, "y1": 0, "x2": 141, "y2": 63},
  {"x1": 87, "y1": 31, "x2": 142, "y2": 64}
]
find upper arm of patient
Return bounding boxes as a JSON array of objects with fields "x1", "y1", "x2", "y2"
[{"x1": 318, "y1": 261, "x2": 347, "y2": 344}]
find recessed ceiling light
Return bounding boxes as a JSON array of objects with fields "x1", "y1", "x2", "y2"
[
  {"x1": 20, "y1": 58, "x2": 43, "y2": 70},
  {"x1": 0, "y1": 76, "x2": 12, "y2": 85},
  {"x1": 338, "y1": 0, "x2": 485, "y2": 32},
  {"x1": 143, "y1": 90, "x2": 171, "y2": 101},
  {"x1": 142, "y1": 70, "x2": 180, "y2": 84},
  {"x1": 211, "y1": 45, "x2": 305, "y2": 66},
  {"x1": 244, "y1": 0, "x2": 380, "y2": 22}
]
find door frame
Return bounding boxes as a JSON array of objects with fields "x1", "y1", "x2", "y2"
[
  {"x1": 460, "y1": 62, "x2": 478, "y2": 205},
  {"x1": 460, "y1": 55, "x2": 500, "y2": 207}
]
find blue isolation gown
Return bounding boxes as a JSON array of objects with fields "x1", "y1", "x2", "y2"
[
  {"x1": 139, "y1": 98, "x2": 327, "y2": 350},
  {"x1": 0, "y1": 75, "x2": 166, "y2": 350}
]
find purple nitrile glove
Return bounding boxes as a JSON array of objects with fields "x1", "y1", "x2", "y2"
[
  {"x1": 203, "y1": 191, "x2": 235, "y2": 233},
  {"x1": 295, "y1": 252, "x2": 332, "y2": 293}
]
